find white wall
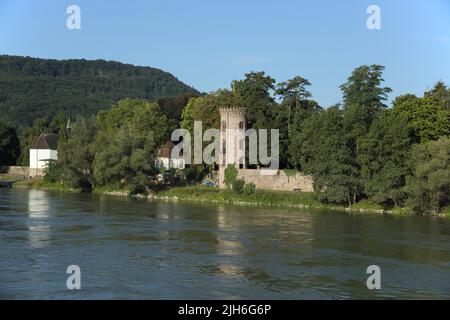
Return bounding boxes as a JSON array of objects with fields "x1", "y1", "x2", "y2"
[{"x1": 29, "y1": 149, "x2": 58, "y2": 169}]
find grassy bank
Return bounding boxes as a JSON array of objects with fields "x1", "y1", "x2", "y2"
[
  {"x1": 12, "y1": 178, "x2": 78, "y2": 192},
  {"x1": 155, "y1": 186, "x2": 407, "y2": 214},
  {"x1": 10, "y1": 179, "x2": 441, "y2": 216}
]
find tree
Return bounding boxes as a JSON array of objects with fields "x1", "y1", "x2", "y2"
[
  {"x1": 392, "y1": 94, "x2": 450, "y2": 142},
  {"x1": 58, "y1": 116, "x2": 97, "y2": 191},
  {"x1": 275, "y1": 76, "x2": 312, "y2": 133},
  {"x1": 297, "y1": 107, "x2": 361, "y2": 206},
  {"x1": 17, "y1": 116, "x2": 51, "y2": 165},
  {"x1": 0, "y1": 55, "x2": 200, "y2": 128},
  {"x1": 93, "y1": 99, "x2": 172, "y2": 192},
  {"x1": 0, "y1": 121, "x2": 20, "y2": 165},
  {"x1": 180, "y1": 91, "x2": 237, "y2": 134},
  {"x1": 358, "y1": 111, "x2": 414, "y2": 207},
  {"x1": 275, "y1": 76, "x2": 318, "y2": 168},
  {"x1": 341, "y1": 65, "x2": 391, "y2": 140},
  {"x1": 233, "y1": 71, "x2": 276, "y2": 130},
  {"x1": 286, "y1": 99, "x2": 321, "y2": 169},
  {"x1": 425, "y1": 80, "x2": 450, "y2": 111},
  {"x1": 405, "y1": 137, "x2": 450, "y2": 214},
  {"x1": 157, "y1": 92, "x2": 200, "y2": 123}
]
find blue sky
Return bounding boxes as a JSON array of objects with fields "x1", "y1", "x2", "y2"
[{"x1": 0, "y1": 0, "x2": 449, "y2": 107}]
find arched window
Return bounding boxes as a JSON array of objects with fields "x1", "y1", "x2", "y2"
[
  {"x1": 222, "y1": 121, "x2": 227, "y2": 131},
  {"x1": 239, "y1": 122, "x2": 244, "y2": 130}
]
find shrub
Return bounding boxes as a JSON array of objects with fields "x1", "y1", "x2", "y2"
[
  {"x1": 43, "y1": 161, "x2": 61, "y2": 183},
  {"x1": 183, "y1": 165, "x2": 205, "y2": 184},
  {"x1": 224, "y1": 165, "x2": 238, "y2": 187},
  {"x1": 232, "y1": 179, "x2": 245, "y2": 194},
  {"x1": 243, "y1": 182, "x2": 256, "y2": 195}
]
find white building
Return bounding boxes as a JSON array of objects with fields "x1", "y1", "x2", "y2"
[
  {"x1": 155, "y1": 140, "x2": 185, "y2": 170},
  {"x1": 29, "y1": 134, "x2": 58, "y2": 177}
]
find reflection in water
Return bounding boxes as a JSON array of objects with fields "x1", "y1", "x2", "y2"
[
  {"x1": 0, "y1": 188, "x2": 449, "y2": 299},
  {"x1": 27, "y1": 189, "x2": 51, "y2": 248}
]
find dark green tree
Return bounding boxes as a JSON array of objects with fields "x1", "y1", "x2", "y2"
[
  {"x1": 233, "y1": 71, "x2": 276, "y2": 130},
  {"x1": 93, "y1": 99, "x2": 172, "y2": 193},
  {"x1": 405, "y1": 137, "x2": 450, "y2": 214},
  {"x1": 0, "y1": 121, "x2": 20, "y2": 165},
  {"x1": 358, "y1": 111, "x2": 414, "y2": 207},
  {"x1": 297, "y1": 107, "x2": 361, "y2": 206},
  {"x1": 58, "y1": 116, "x2": 97, "y2": 191}
]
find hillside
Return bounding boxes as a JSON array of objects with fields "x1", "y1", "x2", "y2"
[{"x1": 0, "y1": 55, "x2": 200, "y2": 128}]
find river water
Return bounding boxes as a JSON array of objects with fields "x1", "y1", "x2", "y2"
[{"x1": 0, "y1": 188, "x2": 449, "y2": 299}]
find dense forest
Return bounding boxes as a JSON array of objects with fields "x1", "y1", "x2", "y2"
[
  {"x1": 0, "y1": 55, "x2": 200, "y2": 128},
  {"x1": 0, "y1": 61, "x2": 449, "y2": 214}
]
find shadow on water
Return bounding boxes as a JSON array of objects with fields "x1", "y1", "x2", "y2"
[{"x1": 0, "y1": 188, "x2": 449, "y2": 299}]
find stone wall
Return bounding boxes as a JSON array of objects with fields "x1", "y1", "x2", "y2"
[
  {"x1": 218, "y1": 167, "x2": 314, "y2": 192},
  {"x1": 0, "y1": 166, "x2": 29, "y2": 177}
]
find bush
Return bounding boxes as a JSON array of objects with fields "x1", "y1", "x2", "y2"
[
  {"x1": 183, "y1": 165, "x2": 205, "y2": 185},
  {"x1": 243, "y1": 182, "x2": 256, "y2": 195},
  {"x1": 224, "y1": 165, "x2": 238, "y2": 187},
  {"x1": 232, "y1": 179, "x2": 245, "y2": 194},
  {"x1": 43, "y1": 161, "x2": 61, "y2": 183}
]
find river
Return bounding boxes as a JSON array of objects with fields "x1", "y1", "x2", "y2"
[{"x1": 0, "y1": 188, "x2": 449, "y2": 299}]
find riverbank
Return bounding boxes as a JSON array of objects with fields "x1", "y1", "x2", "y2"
[
  {"x1": 10, "y1": 179, "x2": 449, "y2": 216},
  {"x1": 154, "y1": 186, "x2": 410, "y2": 215}
]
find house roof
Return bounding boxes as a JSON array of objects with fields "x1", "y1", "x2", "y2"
[
  {"x1": 156, "y1": 140, "x2": 175, "y2": 158},
  {"x1": 31, "y1": 134, "x2": 58, "y2": 150}
]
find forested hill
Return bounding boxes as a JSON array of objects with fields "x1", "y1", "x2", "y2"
[{"x1": 0, "y1": 55, "x2": 200, "y2": 128}]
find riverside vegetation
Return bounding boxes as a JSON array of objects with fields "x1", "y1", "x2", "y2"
[{"x1": 1, "y1": 58, "x2": 449, "y2": 215}]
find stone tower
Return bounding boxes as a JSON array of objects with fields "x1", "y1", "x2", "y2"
[{"x1": 219, "y1": 107, "x2": 246, "y2": 169}]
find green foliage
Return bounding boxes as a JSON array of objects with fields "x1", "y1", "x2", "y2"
[
  {"x1": 340, "y1": 64, "x2": 392, "y2": 114},
  {"x1": 232, "y1": 179, "x2": 245, "y2": 194},
  {"x1": 43, "y1": 161, "x2": 62, "y2": 183},
  {"x1": 425, "y1": 80, "x2": 450, "y2": 111},
  {"x1": 243, "y1": 182, "x2": 256, "y2": 195},
  {"x1": 58, "y1": 116, "x2": 97, "y2": 191},
  {"x1": 0, "y1": 55, "x2": 200, "y2": 128},
  {"x1": 0, "y1": 121, "x2": 20, "y2": 165},
  {"x1": 298, "y1": 107, "x2": 361, "y2": 206},
  {"x1": 358, "y1": 111, "x2": 414, "y2": 206},
  {"x1": 93, "y1": 99, "x2": 172, "y2": 193},
  {"x1": 180, "y1": 90, "x2": 239, "y2": 134},
  {"x1": 16, "y1": 112, "x2": 70, "y2": 165},
  {"x1": 157, "y1": 93, "x2": 201, "y2": 122},
  {"x1": 182, "y1": 165, "x2": 206, "y2": 184},
  {"x1": 392, "y1": 94, "x2": 450, "y2": 142},
  {"x1": 224, "y1": 165, "x2": 238, "y2": 187},
  {"x1": 283, "y1": 169, "x2": 297, "y2": 177},
  {"x1": 234, "y1": 72, "x2": 276, "y2": 130},
  {"x1": 405, "y1": 137, "x2": 450, "y2": 214}
]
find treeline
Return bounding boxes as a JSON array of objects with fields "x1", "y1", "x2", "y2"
[
  {"x1": 1, "y1": 63, "x2": 449, "y2": 214},
  {"x1": 0, "y1": 92, "x2": 197, "y2": 167},
  {"x1": 178, "y1": 66, "x2": 450, "y2": 214},
  {"x1": 0, "y1": 55, "x2": 200, "y2": 128}
]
